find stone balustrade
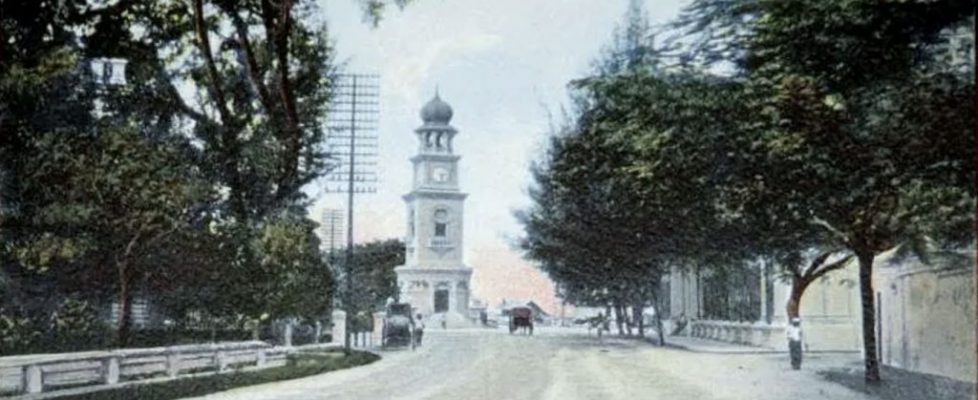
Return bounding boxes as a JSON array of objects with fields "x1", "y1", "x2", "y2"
[
  {"x1": 687, "y1": 320, "x2": 782, "y2": 349},
  {"x1": 0, "y1": 341, "x2": 310, "y2": 397}
]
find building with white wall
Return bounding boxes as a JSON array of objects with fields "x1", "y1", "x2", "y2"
[
  {"x1": 667, "y1": 258, "x2": 862, "y2": 352},
  {"x1": 666, "y1": 247, "x2": 976, "y2": 383}
]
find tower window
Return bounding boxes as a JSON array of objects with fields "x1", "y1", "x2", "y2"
[{"x1": 434, "y1": 208, "x2": 449, "y2": 238}]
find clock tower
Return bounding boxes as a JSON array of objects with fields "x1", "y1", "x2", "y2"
[{"x1": 394, "y1": 91, "x2": 473, "y2": 327}]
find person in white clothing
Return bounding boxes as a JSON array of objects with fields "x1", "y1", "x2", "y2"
[
  {"x1": 786, "y1": 317, "x2": 803, "y2": 370},
  {"x1": 414, "y1": 314, "x2": 425, "y2": 346}
]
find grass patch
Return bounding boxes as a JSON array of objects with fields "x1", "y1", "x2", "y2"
[{"x1": 56, "y1": 350, "x2": 379, "y2": 400}]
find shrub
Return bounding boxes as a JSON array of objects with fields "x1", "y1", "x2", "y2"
[
  {"x1": 50, "y1": 298, "x2": 109, "y2": 351},
  {"x1": 0, "y1": 310, "x2": 43, "y2": 354}
]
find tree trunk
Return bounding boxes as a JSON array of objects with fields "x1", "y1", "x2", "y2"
[
  {"x1": 857, "y1": 250, "x2": 881, "y2": 383},
  {"x1": 785, "y1": 277, "x2": 810, "y2": 369},
  {"x1": 623, "y1": 303, "x2": 633, "y2": 336},
  {"x1": 786, "y1": 279, "x2": 809, "y2": 320},
  {"x1": 634, "y1": 304, "x2": 644, "y2": 338},
  {"x1": 655, "y1": 311, "x2": 665, "y2": 346},
  {"x1": 613, "y1": 303, "x2": 624, "y2": 336},
  {"x1": 116, "y1": 259, "x2": 133, "y2": 347}
]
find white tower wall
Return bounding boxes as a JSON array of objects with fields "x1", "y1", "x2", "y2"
[{"x1": 394, "y1": 92, "x2": 473, "y2": 328}]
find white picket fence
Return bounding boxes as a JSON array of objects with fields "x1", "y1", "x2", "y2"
[{"x1": 0, "y1": 341, "x2": 334, "y2": 398}]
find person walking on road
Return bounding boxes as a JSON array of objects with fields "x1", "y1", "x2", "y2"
[
  {"x1": 414, "y1": 314, "x2": 425, "y2": 347},
  {"x1": 593, "y1": 312, "x2": 607, "y2": 339},
  {"x1": 787, "y1": 317, "x2": 803, "y2": 370}
]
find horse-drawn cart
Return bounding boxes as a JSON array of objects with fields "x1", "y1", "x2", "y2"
[
  {"x1": 509, "y1": 306, "x2": 533, "y2": 335},
  {"x1": 382, "y1": 303, "x2": 415, "y2": 349}
]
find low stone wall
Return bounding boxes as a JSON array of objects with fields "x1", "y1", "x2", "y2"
[
  {"x1": 684, "y1": 318, "x2": 861, "y2": 352},
  {"x1": 0, "y1": 341, "x2": 340, "y2": 397},
  {"x1": 687, "y1": 320, "x2": 782, "y2": 349}
]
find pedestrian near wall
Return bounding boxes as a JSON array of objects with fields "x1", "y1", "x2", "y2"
[
  {"x1": 786, "y1": 318, "x2": 803, "y2": 370},
  {"x1": 415, "y1": 314, "x2": 425, "y2": 346}
]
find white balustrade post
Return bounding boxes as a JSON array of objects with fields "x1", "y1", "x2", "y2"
[
  {"x1": 103, "y1": 356, "x2": 120, "y2": 385},
  {"x1": 331, "y1": 310, "x2": 346, "y2": 344},
  {"x1": 284, "y1": 320, "x2": 293, "y2": 348},
  {"x1": 23, "y1": 364, "x2": 42, "y2": 394},
  {"x1": 215, "y1": 349, "x2": 228, "y2": 372},
  {"x1": 166, "y1": 350, "x2": 180, "y2": 378},
  {"x1": 314, "y1": 321, "x2": 323, "y2": 344},
  {"x1": 256, "y1": 348, "x2": 267, "y2": 368},
  {"x1": 372, "y1": 312, "x2": 385, "y2": 347}
]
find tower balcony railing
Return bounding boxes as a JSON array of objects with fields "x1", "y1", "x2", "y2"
[{"x1": 429, "y1": 237, "x2": 453, "y2": 247}]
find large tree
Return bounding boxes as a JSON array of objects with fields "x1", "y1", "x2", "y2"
[
  {"x1": 518, "y1": 0, "x2": 750, "y2": 343},
  {"x1": 11, "y1": 128, "x2": 211, "y2": 345},
  {"x1": 674, "y1": 0, "x2": 975, "y2": 382},
  {"x1": 245, "y1": 212, "x2": 333, "y2": 324},
  {"x1": 78, "y1": 0, "x2": 339, "y2": 219},
  {"x1": 340, "y1": 239, "x2": 404, "y2": 313},
  {"x1": 1, "y1": 0, "x2": 409, "y2": 346}
]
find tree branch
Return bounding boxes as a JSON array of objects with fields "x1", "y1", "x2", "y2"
[
  {"x1": 194, "y1": 0, "x2": 246, "y2": 218},
  {"x1": 809, "y1": 254, "x2": 854, "y2": 282},
  {"x1": 227, "y1": 9, "x2": 276, "y2": 115},
  {"x1": 192, "y1": 0, "x2": 233, "y2": 127},
  {"x1": 801, "y1": 250, "x2": 833, "y2": 278},
  {"x1": 137, "y1": 224, "x2": 182, "y2": 258},
  {"x1": 273, "y1": 0, "x2": 302, "y2": 202},
  {"x1": 155, "y1": 62, "x2": 214, "y2": 128},
  {"x1": 811, "y1": 215, "x2": 850, "y2": 245},
  {"x1": 121, "y1": 221, "x2": 150, "y2": 263}
]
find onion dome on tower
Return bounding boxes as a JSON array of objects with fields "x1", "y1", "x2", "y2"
[
  {"x1": 420, "y1": 90, "x2": 453, "y2": 126},
  {"x1": 415, "y1": 88, "x2": 458, "y2": 154}
]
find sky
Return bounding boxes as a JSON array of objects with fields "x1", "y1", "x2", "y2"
[{"x1": 308, "y1": 0, "x2": 686, "y2": 314}]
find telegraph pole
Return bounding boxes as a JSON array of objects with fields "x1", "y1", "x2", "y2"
[{"x1": 325, "y1": 73, "x2": 379, "y2": 353}]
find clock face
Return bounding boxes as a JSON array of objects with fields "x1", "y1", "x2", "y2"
[{"x1": 432, "y1": 167, "x2": 450, "y2": 183}]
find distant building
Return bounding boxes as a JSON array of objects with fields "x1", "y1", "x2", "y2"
[{"x1": 395, "y1": 91, "x2": 473, "y2": 328}]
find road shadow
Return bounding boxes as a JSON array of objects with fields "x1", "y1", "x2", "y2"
[{"x1": 819, "y1": 363, "x2": 976, "y2": 400}]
